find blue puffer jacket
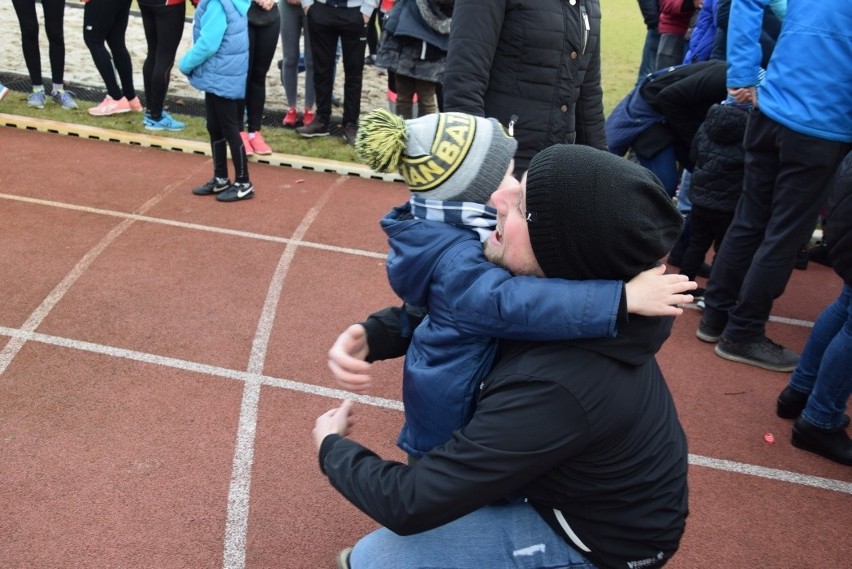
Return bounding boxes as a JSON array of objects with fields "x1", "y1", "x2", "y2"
[
  {"x1": 179, "y1": 0, "x2": 250, "y2": 100},
  {"x1": 726, "y1": 0, "x2": 852, "y2": 142},
  {"x1": 382, "y1": 202, "x2": 622, "y2": 456}
]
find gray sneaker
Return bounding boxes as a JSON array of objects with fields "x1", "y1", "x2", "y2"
[
  {"x1": 27, "y1": 90, "x2": 47, "y2": 109},
  {"x1": 52, "y1": 89, "x2": 78, "y2": 110},
  {"x1": 296, "y1": 119, "x2": 330, "y2": 138},
  {"x1": 714, "y1": 336, "x2": 800, "y2": 372}
]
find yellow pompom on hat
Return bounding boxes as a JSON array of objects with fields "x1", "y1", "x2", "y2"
[{"x1": 355, "y1": 108, "x2": 517, "y2": 204}]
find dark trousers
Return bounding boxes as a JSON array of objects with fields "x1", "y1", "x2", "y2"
[
  {"x1": 205, "y1": 93, "x2": 250, "y2": 184},
  {"x1": 703, "y1": 111, "x2": 851, "y2": 342},
  {"x1": 240, "y1": 18, "x2": 281, "y2": 133},
  {"x1": 12, "y1": 0, "x2": 66, "y2": 87},
  {"x1": 679, "y1": 205, "x2": 734, "y2": 280},
  {"x1": 307, "y1": 2, "x2": 367, "y2": 126},
  {"x1": 140, "y1": 2, "x2": 185, "y2": 120},
  {"x1": 83, "y1": 0, "x2": 135, "y2": 100}
]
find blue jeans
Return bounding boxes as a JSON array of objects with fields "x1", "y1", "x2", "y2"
[
  {"x1": 637, "y1": 28, "x2": 661, "y2": 83},
  {"x1": 638, "y1": 145, "x2": 679, "y2": 198},
  {"x1": 350, "y1": 501, "x2": 596, "y2": 568},
  {"x1": 787, "y1": 284, "x2": 852, "y2": 430}
]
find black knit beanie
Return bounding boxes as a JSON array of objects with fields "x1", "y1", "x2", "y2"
[{"x1": 525, "y1": 144, "x2": 683, "y2": 281}]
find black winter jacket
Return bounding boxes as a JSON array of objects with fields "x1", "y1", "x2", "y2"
[
  {"x1": 442, "y1": 0, "x2": 606, "y2": 175},
  {"x1": 825, "y1": 151, "x2": 852, "y2": 285},
  {"x1": 690, "y1": 103, "x2": 748, "y2": 213},
  {"x1": 321, "y1": 308, "x2": 689, "y2": 569}
]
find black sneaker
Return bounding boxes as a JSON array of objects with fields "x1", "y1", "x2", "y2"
[
  {"x1": 696, "y1": 318, "x2": 724, "y2": 343},
  {"x1": 792, "y1": 417, "x2": 852, "y2": 466},
  {"x1": 714, "y1": 336, "x2": 799, "y2": 372},
  {"x1": 296, "y1": 119, "x2": 330, "y2": 138},
  {"x1": 341, "y1": 122, "x2": 358, "y2": 145},
  {"x1": 193, "y1": 177, "x2": 230, "y2": 196},
  {"x1": 216, "y1": 182, "x2": 254, "y2": 202}
]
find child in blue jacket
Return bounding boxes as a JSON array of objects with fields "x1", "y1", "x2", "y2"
[
  {"x1": 180, "y1": 0, "x2": 255, "y2": 202},
  {"x1": 356, "y1": 109, "x2": 696, "y2": 457}
]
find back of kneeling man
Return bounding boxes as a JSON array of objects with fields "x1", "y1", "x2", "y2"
[{"x1": 314, "y1": 144, "x2": 689, "y2": 569}]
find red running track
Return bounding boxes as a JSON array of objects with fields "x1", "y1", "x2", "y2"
[{"x1": 0, "y1": 125, "x2": 849, "y2": 568}]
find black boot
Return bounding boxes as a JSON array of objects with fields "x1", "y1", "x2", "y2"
[{"x1": 792, "y1": 417, "x2": 852, "y2": 466}]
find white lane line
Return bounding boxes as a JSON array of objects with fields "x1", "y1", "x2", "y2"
[
  {"x1": 0, "y1": 182, "x2": 185, "y2": 376},
  {"x1": 0, "y1": 325, "x2": 847, "y2": 496},
  {"x1": 0, "y1": 192, "x2": 387, "y2": 260},
  {"x1": 223, "y1": 180, "x2": 341, "y2": 569}
]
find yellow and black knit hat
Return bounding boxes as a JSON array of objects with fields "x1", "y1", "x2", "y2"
[{"x1": 355, "y1": 109, "x2": 517, "y2": 204}]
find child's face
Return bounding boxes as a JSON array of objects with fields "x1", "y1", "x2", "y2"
[{"x1": 484, "y1": 167, "x2": 545, "y2": 277}]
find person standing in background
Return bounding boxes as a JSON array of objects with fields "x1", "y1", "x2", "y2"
[
  {"x1": 279, "y1": 0, "x2": 316, "y2": 128},
  {"x1": 84, "y1": 0, "x2": 144, "y2": 116},
  {"x1": 655, "y1": 0, "x2": 699, "y2": 70},
  {"x1": 636, "y1": 0, "x2": 661, "y2": 81},
  {"x1": 139, "y1": 0, "x2": 188, "y2": 131},
  {"x1": 11, "y1": 0, "x2": 77, "y2": 110}
]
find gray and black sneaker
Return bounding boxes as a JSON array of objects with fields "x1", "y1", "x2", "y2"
[
  {"x1": 52, "y1": 89, "x2": 78, "y2": 110},
  {"x1": 696, "y1": 318, "x2": 724, "y2": 343},
  {"x1": 714, "y1": 336, "x2": 799, "y2": 372},
  {"x1": 192, "y1": 177, "x2": 231, "y2": 196},
  {"x1": 341, "y1": 122, "x2": 358, "y2": 145},
  {"x1": 216, "y1": 182, "x2": 254, "y2": 202},
  {"x1": 296, "y1": 119, "x2": 330, "y2": 138}
]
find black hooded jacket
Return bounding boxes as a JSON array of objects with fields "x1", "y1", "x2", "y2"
[
  {"x1": 320, "y1": 309, "x2": 689, "y2": 569},
  {"x1": 690, "y1": 103, "x2": 749, "y2": 213},
  {"x1": 441, "y1": 0, "x2": 606, "y2": 174}
]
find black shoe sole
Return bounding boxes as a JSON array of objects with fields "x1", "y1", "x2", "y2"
[
  {"x1": 297, "y1": 130, "x2": 330, "y2": 138},
  {"x1": 714, "y1": 344, "x2": 798, "y2": 372},
  {"x1": 695, "y1": 328, "x2": 721, "y2": 343}
]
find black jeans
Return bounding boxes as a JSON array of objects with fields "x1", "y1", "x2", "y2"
[
  {"x1": 240, "y1": 17, "x2": 281, "y2": 133},
  {"x1": 206, "y1": 93, "x2": 249, "y2": 184},
  {"x1": 307, "y1": 2, "x2": 367, "y2": 126},
  {"x1": 140, "y1": 2, "x2": 186, "y2": 120},
  {"x1": 679, "y1": 205, "x2": 734, "y2": 281},
  {"x1": 12, "y1": 0, "x2": 67, "y2": 87},
  {"x1": 703, "y1": 111, "x2": 851, "y2": 342}
]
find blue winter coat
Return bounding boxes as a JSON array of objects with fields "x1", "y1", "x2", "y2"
[
  {"x1": 683, "y1": 0, "x2": 716, "y2": 64},
  {"x1": 179, "y1": 0, "x2": 250, "y2": 100},
  {"x1": 382, "y1": 202, "x2": 622, "y2": 456}
]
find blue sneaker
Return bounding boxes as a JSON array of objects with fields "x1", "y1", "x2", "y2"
[
  {"x1": 0, "y1": 84, "x2": 9, "y2": 103},
  {"x1": 51, "y1": 89, "x2": 78, "y2": 110},
  {"x1": 27, "y1": 90, "x2": 47, "y2": 109},
  {"x1": 144, "y1": 112, "x2": 186, "y2": 131}
]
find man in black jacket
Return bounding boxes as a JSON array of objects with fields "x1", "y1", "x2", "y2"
[
  {"x1": 315, "y1": 145, "x2": 690, "y2": 569},
  {"x1": 441, "y1": 0, "x2": 607, "y2": 176}
]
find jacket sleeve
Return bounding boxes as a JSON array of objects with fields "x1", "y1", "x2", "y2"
[
  {"x1": 318, "y1": 374, "x2": 588, "y2": 534},
  {"x1": 574, "y1": 23, "x2": 607, "y2": 150},
  {"x1": 637, "y1": 0, "x2": 660, "y2": 29},
  {"x1": 361, "y1": 305, "x2": 424, "y2": 362},
  {"x1": 724, "y1": 0, "x2": 768, "y2": 87},
  {"x1": 437, "y1": 245, "x2": 621, "y2": 340},
  {"x1": 441, "y1": 0, "x2": 508, "y2": 114},
  {"x1": 179, "y1": 0, "x2": 228, "y2": 75}
]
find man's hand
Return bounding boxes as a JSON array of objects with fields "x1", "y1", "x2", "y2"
[
  {"x1": 727, "y1": 86, "x2": 758, "y2": 108},
  {"x1": 327, "y1": 324, "x2": 374, "y2": 393},
  {"x1": 625, "y1": 265, "x2": 697, "y2": 316},
  {"x1": 313, "y1": 400, "x2": 354, "y2": 451}
]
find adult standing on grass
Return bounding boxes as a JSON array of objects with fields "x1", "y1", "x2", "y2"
[
  {"x1": 441, "y1": 0, "x2": 606, "y2": 177},
  {"x1": 11, "y1": 0, "x2": 78, "y2": 110},
  {"x1": 238, "y1": 0, "x2": 281, "y2": 156},
  {"x1": 696, "y1": 0, "x2": 852, "y2": 371},
  {"x1": 84, "y1": 0, "x2": 144, "y2": 116},
  {"x1": 317, "y1": 144, "x2": 689, "y2": 569},
  {"x1": 139, "y1": 0, "x2": 188, "y2": 131}
]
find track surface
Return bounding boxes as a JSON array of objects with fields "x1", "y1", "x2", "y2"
[{"x1": 1, "y1": 124, "x2": 849, "y2": 568}]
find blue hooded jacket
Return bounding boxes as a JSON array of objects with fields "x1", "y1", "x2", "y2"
[
  {"x1": 383, "y1": 201, "x2": 622, "y2": 457},
  {"x1": 179, "y1": 0, "x2": 250, "y2": 100}
]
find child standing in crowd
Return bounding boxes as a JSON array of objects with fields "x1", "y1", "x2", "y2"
[
  {"x1": 139, "y1": 0, "x2": 188, "y2": 131},
  {"x1": 238, "y1": 0, "x2": 281, "y2": 156},
  {"x1": 279, "y1": 0, "x2": 315, "y2": 128},
  {"x1": 180, "y1": 0, "x2": 255, "y2": 203},
  {"x1": 84, "y1": 0, "x2": 144, "y2": 116},
  {"x1": 11, "y1": 0, "x2": 77, "y2": 110},
  {"x1": 353, "y1": 109, "x2": 695, "y2": 458}
]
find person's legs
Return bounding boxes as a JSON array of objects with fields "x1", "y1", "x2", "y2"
[
  {"x1": 83, "y1": 0, "x2": 122, "y2": 100},
  {"x1": 280, "y1": 1, "x2": 302, "y2": 108},
  {"x1": 393, "y1": 74, "x2": 415, "y2": 119},
  {"x1": 637, "y1": 27, "x2": 660, "y2": 82},
  {"x1": 415, "y1": 80, "x2": 438, "y2": 116},
  {"x1": 338, "y1": 7, "x2": 367, "y2": 127},
  {"x1": 655, "y1": 33, "x2": 685, "y2": 70},
  {"x1": 205, "y1": 93, "x2": 229, "y2": 181},
  {"x1": 349, "y1": 502, "x2": 595, "y2": 569},
  {"x1": 41, "y1": 0, "x2": 67, "y2": 86},
  {"x1": 141, "y1": 3, "x2": 185, "y2": 121},
  {"x1": 679, "y1": 206, "x2": 715, "y2": 283},
  {"x1": 12, "y1": 0, "x2": 44, "y2": 88},
  {"x1": 246, "y1": 20, "x2": 280, "y2": 133},
  {"x1": 637, "y1": 145, "x2": 679, "y2": 197},
  {"x1": 305, "y1": 3, "x2": 337, "y2": 127},
  {"x1": 103, "y1": 0, "x2": 136, "y2": 100}
]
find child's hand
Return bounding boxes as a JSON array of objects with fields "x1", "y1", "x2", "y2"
[
  {"x1": 313, "y1": 400, "x2": 354, "y2": 451},
  {"x1": 625, "y1": 265, "x2": 697, "y2": 316},
  {"x1": 327, "y1": 324, "x2": 374, "y2": 394}
]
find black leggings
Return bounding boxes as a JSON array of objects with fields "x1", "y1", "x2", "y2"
[
  {"x1": 140, "y1": 2, "x2": 186, "y2": 120},
  {"x1": 206, "y1": 93, "x2": 250, "y2": 184},
  {"x1": 239, "y1": 20, "x2": 280, "y2": 133},
  {"x1": 12, "y1": 0, "x2": 67, "y2": 87},
  {"x1": 83, "y1": 0, "x2": 136, "y2": 100}
]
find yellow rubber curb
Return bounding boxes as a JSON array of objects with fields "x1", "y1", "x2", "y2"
[{"x1": 0, "y1": 112, "x2": 403, "y2": 184}]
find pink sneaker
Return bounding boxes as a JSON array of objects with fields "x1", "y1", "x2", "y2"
[
  {"x1": 240, "y1": 131, "x2": 254, "y2": 156},
  {"x1": 283, "y1": 107, "x2": 298, "y2": 127},
  {"x1": 88, "y1": 96, "x2": 131, "y2": 116},
  {"x1": 249, "y1": 132, "x2": 272, "y2": 155},
  {"x1": 302, "y1": 109, "x2": 315, "y2": 126},
  {"x1": 127, "y1": 96, "x2": 144, "y2": 112}
]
